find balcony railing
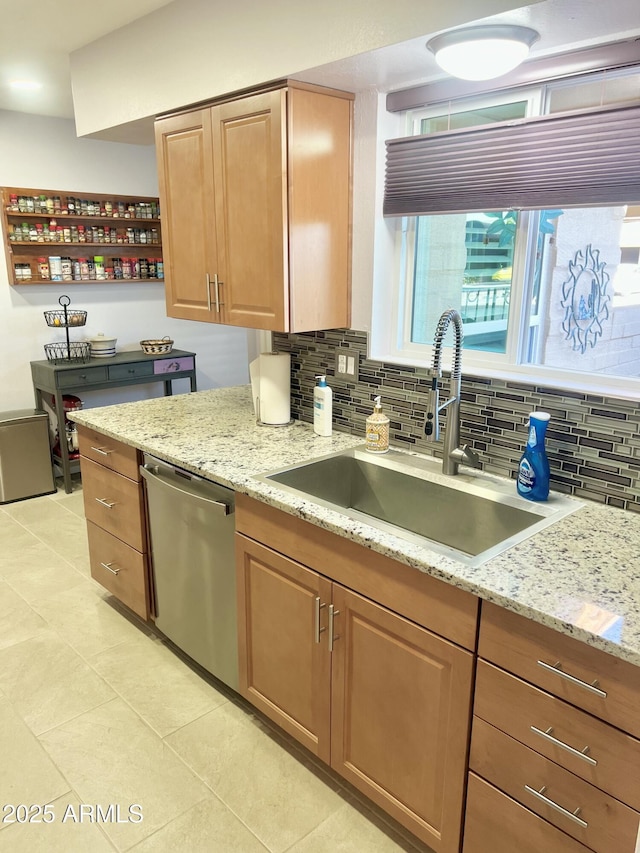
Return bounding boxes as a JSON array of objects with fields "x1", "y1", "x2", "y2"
[{"x1": 461, "y1": 282, "x2": 510, "y2": 323}]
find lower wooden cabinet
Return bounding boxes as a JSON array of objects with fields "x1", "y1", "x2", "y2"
[
  {"x1": 78, "y1": 426, "x2": 150, "y2": 620},
  {"x1": 236, "y1": 496, "x2": 476, "y2": 853}
]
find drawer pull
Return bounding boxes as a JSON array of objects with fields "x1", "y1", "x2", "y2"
[
  {"x1": 314, "y1": 596, "x2": 326, "y2": 644},
  {"x1": 90, "y1": 446, "x2": 113, "y2": 456},
  {"x1": 537, "y1": 659, "x2": 607, "y2": 699},
  {"x1": 95, "y1": 497, "x2": 116, "y2": 509},
  {"x1": 524, "y1": 784, "x2": 588, "y2": 829},
  {"x1": 100, "y1": 561, "x2": 120, "y2": 575},
  {"x1": 530, "y1": 725, "x2": 597, "y2": 766}
]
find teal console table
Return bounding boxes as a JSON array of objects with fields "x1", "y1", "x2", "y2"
[{"x1": 31, "y1": 349, "x2": 197, "y2": 493}]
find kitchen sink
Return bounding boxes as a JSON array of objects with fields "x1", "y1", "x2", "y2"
[{"x1": 256, "y1": 447, "x2": 581, "y2": 566}]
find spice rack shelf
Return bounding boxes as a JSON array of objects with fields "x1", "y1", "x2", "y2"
[{"x1": 1, "y1": 186, "x2": 163, "y2": 286}]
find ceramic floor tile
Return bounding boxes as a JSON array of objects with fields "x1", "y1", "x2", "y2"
[
  {"x1": 90, "y1": 637, "x2": 229, "y2": 737},
  {"x1": 51, "y1": 491, "x2": 86, "y2": 518},
  {"x1": 0, "y1": 630, "x2": 116, "y2": 735},
  {"x1": 129, "y1": 795, "x2": 268, "y2": 853},
  {"x1": 1, "y1": 541, "x2": 85, "y2": 601},
  {"x1": 0, "y1": 581, "x2": 48, "y2": 650},
  {"x1": 40, "y1": 697, "x2": 210, "y2": 850},
  {"x1": 24, "y1": 513, "x2": 90, "y2": 572},
  {"x1": 0, "y1": 695, "x2": 70, "y2": 810},
  {"x1": 0, "y1": 516, "x2": 40, "y2": 572},
  {"x1": 31, "y1": 579, "x2": 151, "y2": 658},
  {"x1": 286, "y1": 798, "x2": 426, "y2": 853},
  {"x1": 0, "y1": 791, "x2": 115, "y2": 852},
  {"x1": 3, "y1": 495, "x2": 73, "y2": 526},
  {"x1": 167, "y1": 702, "x2": 344, "y2": 853}
]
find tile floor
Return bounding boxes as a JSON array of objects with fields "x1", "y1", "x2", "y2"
[{"x1": 0, "y1": 481, "x2": 431, "y2": 853}]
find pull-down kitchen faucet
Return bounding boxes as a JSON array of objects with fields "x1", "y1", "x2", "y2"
[{"x1": 424, "y1": 308, "x2": 480, "y2": 476}]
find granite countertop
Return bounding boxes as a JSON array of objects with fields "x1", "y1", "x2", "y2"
[{"x1": 71, "y1": 385, "x2": 640, "y2": 667}]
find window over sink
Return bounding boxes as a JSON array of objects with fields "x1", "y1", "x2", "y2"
[{"x1": 372, "y1": 66, "x2": 640, "y2": 400}]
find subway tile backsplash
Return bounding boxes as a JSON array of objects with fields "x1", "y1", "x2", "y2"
[{"x1": 273, "y1": 329, "x2": 640, "y2": 512}]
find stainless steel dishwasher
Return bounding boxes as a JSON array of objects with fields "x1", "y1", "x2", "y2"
[{"x1": 140, "y1": 454, "x2": 238, "y2": 691}]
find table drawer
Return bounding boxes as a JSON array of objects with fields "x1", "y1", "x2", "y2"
[
  {"x1": 474, "y1": 660, "x2": 640, "y2": 810},
  {"x1": 153, "y1": 356, "x2": 194, "y2": 374},
  {"x1": 57, "y1": 366, "x2": 108, "y2": 387},
  {"x1": 78, "y1": 426, "x2": 140, "y2": 480},
  {"x1": 87, "y1": 521, "x2": 148, "y2": 620},
  {"x1": 107, "y1": 362, "x2": 154, "y2": 381},
  {"x1": 464, "y1": 773, "x2": 592, "y2": 853},
  {"x1": 470, "y1": 716, "x2": 640, "y2": 853},
  {"x1": 479, "y1": 602, "x2": 640, "y2": 737},
  {"x1": 81, "y1": 458, "x2": 146, "y2": 551}
]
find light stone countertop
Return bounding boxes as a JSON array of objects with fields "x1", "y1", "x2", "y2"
[{"x1": 71, "y1": 385, "x2": 640, "y2": 667}]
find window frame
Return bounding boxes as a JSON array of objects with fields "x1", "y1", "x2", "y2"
[{"x1": 370, "y1": 76, "x2": 640, "y2": 401}]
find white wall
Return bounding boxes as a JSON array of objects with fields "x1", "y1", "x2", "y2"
[
  {"x1": 0, "y1": 111, "x2": 251, "y2": 412},
  {"x1": 70, "y1": 0, "x2": 540, "y2": 138}
]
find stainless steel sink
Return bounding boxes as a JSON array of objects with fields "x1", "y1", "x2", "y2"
[{"x1": 256, "y1": 448, "x2": 580, "y2": 566}]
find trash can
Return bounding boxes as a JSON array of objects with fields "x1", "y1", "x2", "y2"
[{"x1": 0, "y1": 409, "x2": 56, "y2": 503}]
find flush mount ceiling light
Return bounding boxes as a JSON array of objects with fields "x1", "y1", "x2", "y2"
[
  {"x1": 8, "y1": 79, "x2": 42, "y2": 91},
  {"x1": 426, "y1": 25, "x2": 540, "y2": 81}
]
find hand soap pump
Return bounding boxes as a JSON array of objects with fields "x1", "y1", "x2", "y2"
[
  {"x1": 365, "y1": 396, "x2": 390, "y2": 454},
  {"x1": 313, "y1": 375, "x2": 332, "y2": 437},
  {"x1": 517, "y1": 411, "x2": 551, "y2": 501}
]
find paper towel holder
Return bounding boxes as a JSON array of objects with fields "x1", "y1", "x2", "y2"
[{"x1": 254, "y1": 396, "x2": 294, "y2": 427}]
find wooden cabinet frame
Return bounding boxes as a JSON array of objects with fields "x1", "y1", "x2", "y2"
[{"x1": 236, "y1": 494, "x2": 477, "y2": 852}]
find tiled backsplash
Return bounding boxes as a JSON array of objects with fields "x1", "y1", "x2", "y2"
[{"x1": 273, "y1": 329, "x2": 640, "y2": 512}]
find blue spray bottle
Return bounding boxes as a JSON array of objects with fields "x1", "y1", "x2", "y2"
[{"x1": 517, "y1": 411, "x2": 551, "y2": 501}]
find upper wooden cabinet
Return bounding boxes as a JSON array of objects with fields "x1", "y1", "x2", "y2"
[{"x1": 154, "y1": 82, "x2": 353, "y2": 332}]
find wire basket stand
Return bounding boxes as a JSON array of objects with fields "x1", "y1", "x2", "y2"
[{"x1": 43, "y1": 295, "x2": 91, "y2": 363}]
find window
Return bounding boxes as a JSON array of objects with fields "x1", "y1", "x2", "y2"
[{"x1": 373, "y1": 69, "x2": 640, "y2": 399}]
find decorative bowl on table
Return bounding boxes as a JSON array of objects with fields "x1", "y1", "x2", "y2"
[
  {"x1": 140, "y1": 337, "x2": 174, "y2": 355},
  {"x1": 88, "y1": 334, "x2": 117, "y2": 358}
]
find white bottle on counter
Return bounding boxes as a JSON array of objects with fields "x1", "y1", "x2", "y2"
[{"x1": 313, "y1": 375, "x2": 333, "y2": 436}]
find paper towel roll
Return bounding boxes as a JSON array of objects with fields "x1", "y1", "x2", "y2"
[{"x1": 249, "y1": 352, "x2": 291, "y2": 425}]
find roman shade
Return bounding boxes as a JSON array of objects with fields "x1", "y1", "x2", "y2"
[{"x1": 383, "y1": 102, "x2": 640, "y2": 217}]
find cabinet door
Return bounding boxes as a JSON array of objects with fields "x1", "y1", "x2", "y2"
[
  {"x1": 236, "y1": 534, "x2": 332, "y2": 761},
  {"x1": 330, "y1": 585, "x2": 474, "y2": 853},
  {"x1": 211, "y1": 90, "x2": 287, "y2": 330},
  {"x1": 155, "y1": 109, "x2": 219, "y2": 322}
]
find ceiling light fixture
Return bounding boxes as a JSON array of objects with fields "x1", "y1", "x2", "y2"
[
  {"x1": 9, "y1": 79, "x2": 42, "y2": 91},
  {"x1": 426, "y1": 25, "x2": 540, "y2": 81}
]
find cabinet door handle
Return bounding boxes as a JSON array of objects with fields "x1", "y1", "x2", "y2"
[
  {"x1": 524, "y1": 785, "x2": 588, "y2": 828},
  {"x1": 206, "y1": 273, "x2": 212, "y2": 311},
  {"x1": 530, "y1": 725, "x2": 597, "y2": 766},
  {"x1": 328, "y1": 604, "x2": 340, "y2": 651},
  {"x1": 213, "y1": 273, "x2": 224, "y2": 311},
  {"x1": 95, "y1": 497, "x2": 116, "y2": 509},
  {"x1": 100, "y1": 561, "x2": 120, "y2": 575},
  {"x1": 90, "y1": 446, "x2": 112, "y2": 456},
  {"x1": 314, "y1": 597, "x2": 326, "y2": 644},
  {"x1": 536, "y1": 659, "x2": 607, "y2": 698}
]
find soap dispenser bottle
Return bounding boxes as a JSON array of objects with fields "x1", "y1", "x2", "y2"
[
  {"x1": 517, "y1": 411, "x2": 551, "y2": 501},
  {"x1": 313, "y1": 375, "x2": 333, "y2": 436},
  {"x1": 365, "y1": 396, "x2": 390, "y2": 453}
]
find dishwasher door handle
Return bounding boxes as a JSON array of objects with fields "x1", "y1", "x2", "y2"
[{"x1": 140, "y1": 463, "x2": 231, "y2": 515}]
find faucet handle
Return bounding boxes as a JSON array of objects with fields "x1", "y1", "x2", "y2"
[{"x1": 451, "y1": 443, "x2": 480, "y2": 469}]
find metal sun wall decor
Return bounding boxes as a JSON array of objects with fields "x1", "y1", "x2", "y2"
[{"x1": 561, "y1": 244, "x2": 611, "y2": 354}]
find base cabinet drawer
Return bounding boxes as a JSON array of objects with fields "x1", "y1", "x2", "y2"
[
  {"x1": 464, "y1": 773, "x2": 592, "y2": 853},
  {"x1": 87, "y1": 521, "x2": 148, "y2": 620},
  {"x1": 474, "y1": 659, "x2": 640, "y2": 810},
  {"x1": 81, "y1": 457, "x2": 146, "y2": 551},
  {"x1": 479, "y1": 601, "x2": 640, "y2": 738},
  {"x1": 77, "y1": 425, "x2": 141, "y2": 480},
  {"x1": 470, "y1": 716, "x2": 640, "y2": 853}
]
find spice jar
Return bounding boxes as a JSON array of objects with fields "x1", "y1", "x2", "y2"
[{"x1": 37, "y1": 258, "x2": 50, "y2": 280}]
